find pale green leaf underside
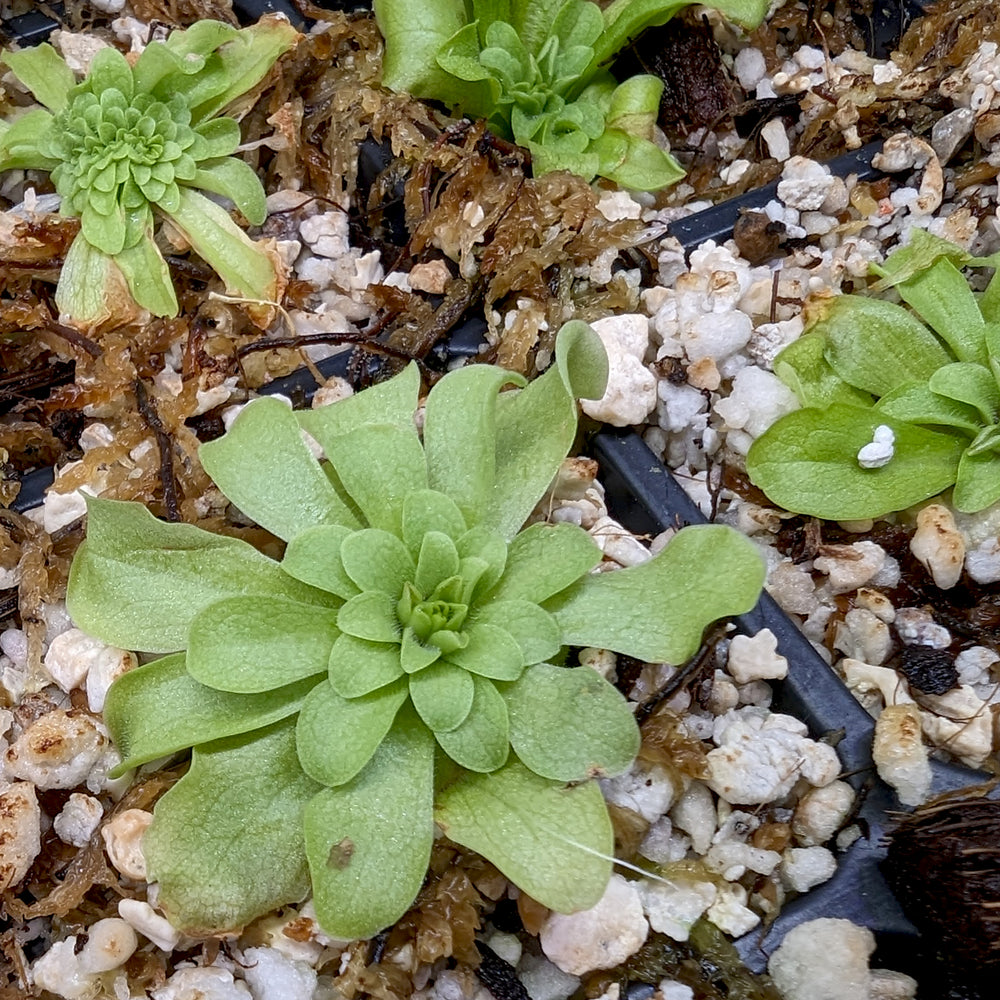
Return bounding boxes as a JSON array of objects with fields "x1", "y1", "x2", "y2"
[
  {"x1": 504, "y1": 663, "x2": 639, "y2": 781},
  {"x1": 104, "y1": 653, "x2": 319, "y2": 773},
  {"x1": 186, "y1": 596, "x2": 340, "y2": 693},
  {"x1": 67, "y1": 497, "x2": 332, "y2": 653},
  {"x1": 200, "y1": 396, "x2": 362, "y2": 540},
  {"x1": 435, "y1": 758, "x2": 614, "y2": 913},
  {"x1": 546, "y1": 524, "x2": 764, "y2": 664},
  {"x1": 145, "y1": 718, "x2": 320, "y2": 936},
  {"x1": 304, "y1": 708, "x2": 435, "y2": 940}
]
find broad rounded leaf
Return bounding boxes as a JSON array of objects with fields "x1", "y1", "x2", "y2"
[
  {"x1": 296, "y1": 678, "x2": 408, "y2": 786},
  {"x1": 504, "y1": 663, "x2": 638, "y2": 781},
  {"x1": 304, "y1": 708, "x2": 435, "y2": 940},
  {"x1": 281, "y1": 525, "x2": 360, "y2": 599},
  {"x1": 329, "y1": 633, "x2": 405, "y2": 697},
  {"x1": 746, "y1": 405, "x2": 966, "y2": 520},
  {"x1": 104, "y1": 653, "x2": 319, "y2": 772},
  {"x1": 546, "y1": 524, "x2": 764, "y2": 664},
  {"x1": 340, "y1": 529, "x2": 415, "y2": 595},
  {"x1": 337, "y1": 591, "x2": 400, "y2": 643},
  {"x1": 435, "y1": 758, "x2": 614, "y2": 913},
  {"x1": 445, "y1": 623, "x2": 524, "y2": 681},
  {"x1": 875, "y1": 382, "x2": 981, "y2": 433},
  {"x1": 434, "y1": 674, "x2": 509, "y2": 772},
  {"x1": 401, "y1": 489, "x2": 467, "y2": 554},
  {"x1": 473, "y1": 600, "x2": 561, "y2": 665},
  {"x1": 954, "y1": 447, "x2": 1000, "y2": 513},
  {"x1": 409, "y1": 661, "x2": 475, "y2": 731},
  {"x1": 145, "y1": 718, "x2": 320, "y2": 936},
  {"x1": 187, "y1": 596, "x2": 339, "y2": 693}
]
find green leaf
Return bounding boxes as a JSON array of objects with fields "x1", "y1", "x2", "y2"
[
  {"x1": 435, "y1": 758, "x2": 614, "y2": 912},
  {"x1": 953, "y1": 447, "x2": 1000, "y2": 513},
  {"x1": 590, "y1": 128, "x2": 685, "y2": 191},
  {"x1": 2, "y1": 43, "x2": 76, "y2": 112},
  {"x1": 486, "y1": 521, "x2": 601, "y2": 603},
  {"x1": 869, "y1": 227, "x2": 977, "y2": 290},
  {"x1": 200, "y1": 396, "x2": 362, "y2": 540},
  {"x1": 190, "y1": 156, "x2": 267, "y2": 225},
  {"x1": 504, "y1": 663, "x2": 638, "y2": 781},
  {"x1": 875, "y1": 382, "x2": 982, "y2": 433},
  {"x1": 187, "y1": 596, "x2": 339, "y2": 693},
  {"x1": 402, "y1": 490, "x2": 468, "y2": 555},
  {"x1": 746, "y1": 405, "x2": 966, "y2": 520},
  {"x1": 113, "y1": 229, "x2": 179, "y2": 318},
  {"x1": 445, "y1": 622, "x2": 525, "y2": 680},
  {"x1": 145, "y1": 718, "x2": 321, "y2": 936},
  {"x1": 104, "y1": 653, "x2": 318, "y2": 772},
  {"x1": 0, "y1": 108, "x2": 58, "y2": 172},
  {"x1": 414, "y1": 531, "x2": 461, "y2": 595},
  {"x1": 54, "y1": 234, "x2": 127, "y2": 329},
  {"x1": 340, "y1": 529, "x2": 415, "y2": 595},
  {"x1": 546, "y1": 524, "x2": 764, "y2": 664},
  {"x1": 487, "y1": 321, "x2": 608, "y2": 537},
  {"x1": 456, "y1": 525, "x2": 509, "y2": 596},
  {"x1": 773, "y1": 331, "x2": 874, "y2": 409},
  {"x1": 324, "y1": 424, "x2": 427, "y2": 535},
  {"x1": 304, "y1": 708, "x2": 435, "y2": 940},
  {"x1": 927, "y1": 362, "x2": 1000, "y2": 423},
  {"x1": 473, "y1": 599, "x2": 561, "y2": 665},
  {"x1": 166, "y1": 186, "x2": 278, "y2": 301},
  {"x1": 433, "y1": 674, "x2": 509, "y2": 771},
  {"x1": 409, "y1": 661, "x2": 475, "y2": 731},
  {"x1": 296, "y1": 678, "x2": 408, "y2": 786},
  {"x1": 297, "y1": 363, "x2": 419, "y2": 447},
  {"x1": 281, "y1": 525, "x2": 360, "y2": 599},
  {"x1": 818, "y1": 296, "x2": 953, "y2": 396},
  {"x1": 337, "y1": 591, "x2": 400, "y2": 643},
  {"x1": 87, "y1": 46, "x2": 134, "y2": 102},
  {"x1": 329, "y1": 633, "x2": 405, "y2": 697},
  {"x1": 424, "y1": 364, "x2": 522, "y2": 526},
  {"x1": 67, "y1": 497, "x2": 332, "y2": 653}
]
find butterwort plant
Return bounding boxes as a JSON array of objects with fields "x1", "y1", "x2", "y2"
[
  {"x1": 374, "y1": 0, "x2": 768, "y2": 191},
  {"x1": 68, "y1": 322, "x2": 764, "y2": 939},
  {"x1": 0, "y1": 18, "x2": 298, "y2": 327},
  {"x1": 747, "y1": 231, "x2": 1000, "y2": 519}
]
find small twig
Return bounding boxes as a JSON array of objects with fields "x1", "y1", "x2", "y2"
[
  {"x1": 36, "y1": 288, "x2": 103, "y2": 358},
  {"x1": 134, "y1": 380, "x2": 181, "y2": 522}
]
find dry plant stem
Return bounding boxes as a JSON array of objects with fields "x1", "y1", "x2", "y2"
[{"x1": 134, "y1": 380, "x2": 181, "y2": 523}]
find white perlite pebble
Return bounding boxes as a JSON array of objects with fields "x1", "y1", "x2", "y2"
[
  {"x1": 540, "y1": 875, "x2": 648, "y2": 975},
  {"x1": 43, "y1": 628, "x2": 137, "y2": 713},
  {"x1": 102, "y1": 808, "x2": 153, "y2": 880},
  {"x1": 777, "y1": 156, "x2": 838, "y2": 211},
  {"x1": 151, "y1": 967, "x2": 251, "y2": 1000},
  {"x1": 856, "y1": 424, "x2": 895, "y2": 469},
  {"x1": 707, "y1": 710, "x2": 840, "y2": 805},
  {"x1": 517, "y1": 953, "x2": 580, "y2": 1000},
  {"x1": 873, "y1": 704, "x2": 931, "y2": 806},
  {"x1": 0, "y1": 781, "x2": 41, "y2": 891},
  {"x1": 768, "y1": 918, "x2": 875, "y2": 1000},
  {"x1": 813, "y1": 541, "x2": 887, "y2": 593},
  {"x1": 713, "y1": 367, "x2": 798, "y2": 444},
  {"x1": 638, "y1": 878, "x2": 716, "y2": 941},
  {"x1": 733, "y1": 47, "x2": 767, "y2": 90},
  {"x1": 780, "y1": 846, "x2": 837, "y2": 892},
  {"x1": 760, "y1": 119, "x2": 791, "y2": 161},
  {"x1": 53, "y1": 793, "x2": 104, "y2": 848},
  {"x1": 241, "y1": 946, "x2": 318, "y2": 1000},
  {"x1": 706, "y1": 883, "x2": 759, "y2": 937},
  {"x1": 669, "y1": 781, "x2": 716, "y2": 855},
  {"x1": 600, "y1": 761, "x2": 677, "y2": 823},
  {"x1": 31, "y1": 919, "x2": 137, "y2": 1000},
  {"x1": 869, "y1": 969, "x2": 918, "y2": 999},
  {"x1": 119, "y1": 898, "x2": 183, "y2": 952},
  {"x1": 581, "y1": 315, "x2": 657, "y2": 427},
  {"x1": 965, "y1": 535, "x2": 1000, "y2": 583},
  {"x1": 792, "y1": 781, "x2": 855, "y2": 846},
  {"x1": 910, "y1": 504, "x2": 965, "y2": 589},
  {"x1": 4, "y1": 709, "x2": 113, "y2": 790},
  {"x1": 726, "y1": 630, "x2": 788, "y2": 685}
]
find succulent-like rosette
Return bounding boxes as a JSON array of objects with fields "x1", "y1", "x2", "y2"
[
  {"x1": 68, "y1": 323, "x2": 765, "y2": 939},
  {"x1": 0, "y1": 18, "x2": 298, "y2": 326}
]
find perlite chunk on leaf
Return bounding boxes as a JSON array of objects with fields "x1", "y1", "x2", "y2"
[{"x1": 71, "y1": 320, "x2": 764, "y2": 940}]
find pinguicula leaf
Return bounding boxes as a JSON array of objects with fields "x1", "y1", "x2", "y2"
[
  {"x1": 433, "y1": 674, "x2": 510, "y2": 771},
  {"x1": 145, "y1": 718, "x2": 320, "y2": 936},
  {"x1": 875, "y1": 382, "x2": 982, "y2": 434},
  {"x1": 444, "y1": 622, "x2": 525, "y2": 680},
  {"x1": 772, "y1": 331, "x2": 873, "y2": 410},
  {"x1": 954, "y1": 447, "x2": 1000, "y2": 513},
  {"x1": 328, "y1": 633, "x2": 406, "y2": 697},
  {"x1": 339, "y1": 529, "x2": 416, "y2": 595},
  {"x1": 281, "y1": 525, "x2": 360, "y2": 599},
  {"x1": 927, "y1": 362, "x2": 1000, "y2": 423},
  {"x1": 1, "y1": 44, "x2": 75, "y2": 113}
]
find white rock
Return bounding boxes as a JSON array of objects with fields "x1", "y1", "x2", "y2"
[
  {"x1": 713, "y1": 367, "x2": 798, "y2": 441},
  {"x1": 705, "y1": 841, "x2": 782, "y2": 881},
  {"x1": 705, "y1": 882, "x2": 759, "y2": 937},
  {"x1": 965, "y1": 535, "x2": 1000, "y2": 583},
  {"x1": 298, "y1": 211, "x2": 350, "y2": 259},
  {"x1": 4, "y1": 709, "x2": 113, "y2": 790},
  {"x1": 792, "y1": 781, "x2": 855, "y2": 846},
  {"x1": 597, "y1": 191, "x2": 643, "y2": 222},
  {"x1": 581, "y1": 315, "x2": 657, "y2": 427},
  {"x1": 408, "y1": 260, "x2": 452, "y2": 294},
  {"x1": 0, "y1": 781, "x2": 40, "y2": 891},
  {"x1": 102, "y1": 808, "x2": 152, "y2": 880},
  {"x1": 54, "y1": 793, "x2": 104, "y2": 848},
  {"x1": 768, "y1": 918, "x2": 875, "y2": 1000},
  {"x1": 31, "y1": 939, "x2": 93, "y2": 1000},
  {"x1": 894, "y1": 607, "x2": 951, "y2": 648},
  {"x1": 869, "y1": 968, "x2": 918, "y2": 999},
  {"x1": 813, "y1": 541, "x2": 886, "y2": 593},
  {"x1": 780, "y1": 846, "x2": 837, "y2": 892},
  {"x1": 841, "y1": 658, "x2": 913, "y2": 709},
  {"x1": 873, "y1": 704, "x2": 931, "y2": 806},
  {"x1": 669, "y1": 781, "x2": 716, "y2": 855},
  {"x1": 79, "y1": 918, "x2": 138, "y2": 974},
  {"x1": 241, "y1": 946, "x2": 317, "y2": 1000},
  {"x1": 761, "y1": 119, "x2": 791, "y2": 161},
  {"x1": 856, "y1": 424, "x2": 895, "y2": 469},
  {"x1": 955, "y1": 645, "x2": 1000, "y2": 690},
  {"x1": 517, "y1": 954, "x2": 580, "y2": 1000},
  {"x1": 682, "y1": 311, "x2": 754, "y2": 365},
  {"x1": 921, "y1": 686, "x2": 994, "y2": 767},
  {"x1": 151, "y1": 966, "x2": 251, "y2": 1000},
  {"x1": 540, "y1": 875, "x2": 648, "y2": 975},
  {"x1": 590, "y1": 515, "x2": 652, "y2": 567},
  {"x1": 777, "y1": 157, "x2": 837, "y2": 211},
  {"x1": 119, "y1": 898, "x2": 183, "y2": 952},
  {"x1": 601, "y1": 761, "x2": 678, "y2": 823},
  {"x1": 638, "y1": 878, "x2": 717, "y2": 941},
  {"x1": 734, "y1": 47, "x2": 767, "y2": 90},
  {"x1": 833, "y1": 608, "x2": 893, "y2": 665},
  {"x1": 43, "y1": 629, "x2": 137, "y2": 710},
  {"x1": 726, "y1": 630, "x2": 788, "y2": 685},
  {"x1": 910, "y1": 504, "x2": 965, "y2": 589},
  {"x1": 639, "y1": 816, "x2": 691, "y2": 865},
  {"x1": 659, "y1": 983, "x2": 695, "y2": 1000}
]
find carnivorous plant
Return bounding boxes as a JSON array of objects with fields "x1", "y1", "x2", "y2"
[
  {"x1": 374, "y1": 0, "x2": 769, "y2": 190},
  {"x1": 0, "y1": 18, "x2": 297, "y2": 326},
  {"x1": 748, "y1": 231, "x2": 1000, "y2": 518},
  {"x1": 69, "y1": 322, "x2": 764, "y2": 939}
]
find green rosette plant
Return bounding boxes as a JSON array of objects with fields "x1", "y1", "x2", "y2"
[
  {"x1": 0, "y1": 18, "x2": 298, "y2": 326},
  {"x1": 374, "y1": 0, "x2": 768, "y2": 190},
  {"x1": 747, "y1": 231, "x2": 1000, "y2": 519},
  {"x1": 68, "y1": 321, "x2": 764, "y2": 939}
]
